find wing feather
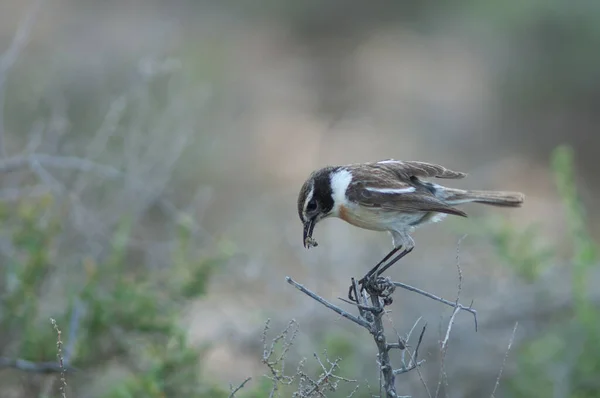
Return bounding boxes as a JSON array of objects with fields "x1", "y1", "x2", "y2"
[
  {"x1": 349, "y1": 187, "x2": 468, "y2": 217},
  {"x1": 346, "y1": 162, "x2": 468, "y2": 217},
  {"x1": 373, "y1": 159, "x2": 466, "y2": 179}
]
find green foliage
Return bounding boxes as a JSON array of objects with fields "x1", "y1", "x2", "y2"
[
  {"x1": 485, "y1": 216, "x2": 554, "y2": 282},
  {"x1": 450, "y1": 209, "x2": 553, "y2": 282},
  {"x1": 0, "y1": 195, "x2": 63, "y2": 362},
  {"x1": 0, "y1": 195, "x2": 234, "y2": 397},
  {"x1": 552, "y1": 146, "x2": 598, "y2": 316},
  {"x1": 104, "y1": 332, "x2": 221, "y2": 398},
  {"x1": 507, "y1": 145, "x2": 600, "y2": 398},
  {"x1": 318, "y1": 332, "x2": 357, "y2": 376}
]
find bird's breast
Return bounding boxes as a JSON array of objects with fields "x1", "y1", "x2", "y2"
[{"x1": 338, "y1": 204, "x2": 420, "y2": 232}]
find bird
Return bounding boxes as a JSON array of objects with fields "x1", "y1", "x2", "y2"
[{"x1": 297, "y1": 159, "x2": 525, "y2": 284}]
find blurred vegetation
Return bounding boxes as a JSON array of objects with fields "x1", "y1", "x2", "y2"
[
  {"x1": 485, "y1": 216, "x2": 554, "y2": 283},
  {"x1": 3, "y1": 149, "x2": 595, "y2": 397},
  {"x1": 0, "y1": 194, "x2": 242, "y2": 397},
  {"x1": 2, "y1": 0, "x2": 600, "y2": 396},
  {"x1": 506, "y1": 145, "x2": 600, "y2": 398}
]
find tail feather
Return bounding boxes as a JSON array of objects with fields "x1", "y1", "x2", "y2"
[{"x1": 444, "y1": 189, "x2": 524, "y2": 207}]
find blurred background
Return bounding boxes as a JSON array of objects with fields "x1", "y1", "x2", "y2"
[{"x1": 0, "y1": 0, "x2": 599, "y2": 397}]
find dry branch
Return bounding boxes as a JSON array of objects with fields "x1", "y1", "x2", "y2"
[
  {"x1": 260, "y1": 319, "x2": 358, "y2": 397},
  {"x1": 229, "y1": 377, "x2": 252, "y2": 398},
  {"x1": 390, "y1": 281, "x2": 478, "y2": 331},
  {"x1": 286, "y1": 278, "x2": 371, "y2": 330},
  {"x1": 491, "y1": 322, "x2": 519, "y2": 398},
  {"x1": 285, "y1": 237, "x2": 487, "y2": 397},
  {"x1": 287, "y1": 276, "x2": 428, "y2": 398}
]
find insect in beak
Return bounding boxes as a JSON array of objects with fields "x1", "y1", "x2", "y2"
[{"x1": 303, "y1": 218, "x2": 318, "y2": 249}]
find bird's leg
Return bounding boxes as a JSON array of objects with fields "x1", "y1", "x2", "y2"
[
  {"x1": 371, "y1": 246, "x2": 413, "y2": 278},
  {"x1": 361, "y1": 246, "x2": 403, "y2": 283},
  {"x1": 348, "y1": 246, "x2": 402, "y2": 302},
  {"x1": 348, "y1": 277, "x2": 360, "y2": 303},
  {"x1": 365, "y1": 233, "x2": 415, "y2": 281},
  {"x1": 356, "y1": 246, "x2": 414, "y2": 293}
]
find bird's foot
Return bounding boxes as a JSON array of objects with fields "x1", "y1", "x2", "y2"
[
  {"x1": 365, "y1": 276, "x2": 396, "y2": 305},
  {"x1": 348, "y1": 274, "x2": 396, "y2": 306}
]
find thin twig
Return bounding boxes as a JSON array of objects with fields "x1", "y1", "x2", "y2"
[
  {"x1": 440, "y1": 306, "x2": 461, "y2": 352},
  {"x1": 386, "y1": 313, "x2": 432, "y2": 397},
  {"x1": 491, "y1": 322, "x2": 518, "y2": 398},
  {"x1": 390, "y1": 235, "x2": 478, "y2": 331},
  {"x1": 287, "y1": 275, "x2": 433, "y2": 397},
  {"x1": 286, "y1": 235, "x2": 480, "y2": 398},
  {"x1": 229, "y1": 377, "x2": 252, "y2": 397},
  {"x1": 435, "y1": 235, "x2": 468, "y2": 398},
  {"x1": 0, "y1": 154, "x2": 121, "y2": 177},
  {"x1": 261, "y1": 319, "x2": 299, "y2": 397},
  {"x1": 391, "y1": 281, "x2": 478, "y2": 331},
  {"x1": 286, "y1": 277, "x2": 371, "y2": 330},
  {"x1": 50, "y1": 318, "x2": 67, "y2": 398},
  {"x1": 0, "y1": 302, "x2": 81, "y2": 376},
  {"x1": 396, "y1": 323, "x2": 432, "y2": 398},
  {"x1": 393, "y1": 325, "x2": 427, "y2": 375},
  {"x1": 442, "y1": 237, "x2": 467, "y2": 351},
  {"x1": 0, "y1": 357, "x2": 75, "y2": 373},
  {"x1": 298, "y1": 352, "x2": 357, "y2": 397}
]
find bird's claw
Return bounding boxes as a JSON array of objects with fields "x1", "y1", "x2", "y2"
[{"x1": 348, "y1": 274, "x2": 395, "y2": 305}]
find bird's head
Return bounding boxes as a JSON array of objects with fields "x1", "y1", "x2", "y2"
[{"x1": 297, "y1": 166, "x2": 347, "y2": 248}]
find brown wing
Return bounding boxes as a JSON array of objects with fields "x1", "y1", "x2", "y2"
[
  {"x1": 346, "y1": 163, "x2": 468, "y2": 217},
  {"x1": 372, "y1": 159, "x2": 467, "y2": 179}
]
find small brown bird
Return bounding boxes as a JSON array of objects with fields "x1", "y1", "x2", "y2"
[{"x1": 297, "y1": 159, "x2": 524, "y2": 282}]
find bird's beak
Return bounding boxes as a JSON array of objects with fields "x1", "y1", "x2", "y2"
[{"x1": 303, "y1": 218, "x2": 317, "y2": 249}]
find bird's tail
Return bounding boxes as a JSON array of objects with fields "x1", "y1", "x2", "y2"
[{"x1": 443, "y1": 189, "x2": 524, "y2": 207}]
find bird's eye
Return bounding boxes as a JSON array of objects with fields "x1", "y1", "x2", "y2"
[{"x1": 306, "y1": 200, "x2": 317, "y2": 212}]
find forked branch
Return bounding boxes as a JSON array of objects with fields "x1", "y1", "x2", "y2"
[
  {"x1": 287, "y1": 276, "x2": 430, "y2": 398},
  {"x1": 286, "y1": 237, "x2": 481, "y2": 398}
]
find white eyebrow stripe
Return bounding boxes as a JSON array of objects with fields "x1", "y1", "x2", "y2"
[
  {"x1": 365, "y1": 187, "x2": 416, "y2": 194},
  {"x1": 377, "y1": 159, "x2": 402, "y2": 164},
  {"x1": 303, "y1": 184, "x2": 315, "y2": 214}
]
